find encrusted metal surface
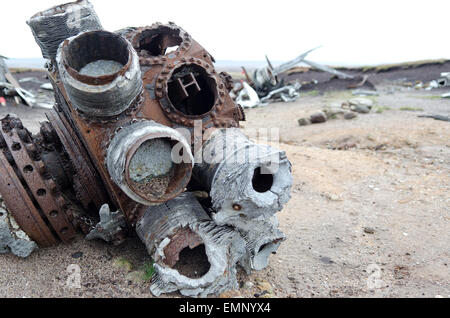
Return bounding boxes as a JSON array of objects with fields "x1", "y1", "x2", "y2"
[{"x1": 0, "y1": 116, "x2": 76, "y2": 245}]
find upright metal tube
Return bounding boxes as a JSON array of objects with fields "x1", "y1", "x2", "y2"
[
  {"x1": 194, "y1": 128, "x2": 293, "y2": 223},
  {"x1": 136, "y1": 193, "x2": 246, "y2": 297},
  {"x1": 107, "y1": 121, "x2": 193, "y2": 206},
  {"x1": 27, "y1": 0, "x2": 102, "y2": 61},
  {"x1": 57, "y1": 30, "x2": 143, "y2": 117}
]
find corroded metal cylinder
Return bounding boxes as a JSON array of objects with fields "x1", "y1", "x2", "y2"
[
  {"x1": 106, "y1": 121, "x2": 193, "y2": 206},
  {"x1": 231, "y1": 216, "x2": 285, "y2": 273},
  {"x1": 136, "y1": 193, "x2": 245, "y2": 297},
  {"x1": 57, "y1": 30, "x2": 142, "y2": 117},
  {"x1": 194, "y1": 128, "x2": 293, "y2": 222},
  {"x1": 27, "y1": 0, "x2": 102, "y2": 61}
]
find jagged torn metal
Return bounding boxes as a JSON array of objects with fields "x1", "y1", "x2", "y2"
[
  {"x1": 0, "y1": 196, "x2": 38, "y2": 258},
  {"x1": 195, "y1": 128, "x2": 293, "y2": 222},
  {"x1": 214, "y1": 214, "x2": 285, "y2": 274},
  {"x1": 136, "y1": 193, "x2": 246, "y2": 297},
  {"x1": 86, "y1": 204, "x2": 127, "y2": 243}
]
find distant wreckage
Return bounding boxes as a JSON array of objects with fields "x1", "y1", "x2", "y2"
[{"x1": 0, "y1": 0, "x2": 292, "y2": 297}]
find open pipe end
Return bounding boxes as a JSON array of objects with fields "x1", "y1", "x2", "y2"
[
  {"x1": 107, "y1": 121, "x2": 193, "y2": 206},
  {"x1": 57, "y1": 30, "x2": 143, "y2": 117},
  {"x1": 27, "y1": 0, "x2": 102, "y2": 60},
  {"x1": 61, "y1": 31, "x2": 132, "y2": 85},
  {"x1": 132, "y1": 25, "x2": 189, "y2": 58}
]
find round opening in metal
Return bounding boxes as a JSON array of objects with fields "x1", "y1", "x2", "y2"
[
  {"x1": 258, "y1": 242, "x2": 272, "y2": 254},
  {"x1": 134, "y1": 27, "x2": 183, "y2": 57},
  {"x1": 128, "y1": 138, "x2": 175, "y2": 198},
  {"x1": 173, "y1": 244, "x2": 211, "y2": 279},
  {"x1": 64, "y1": 31, "x2": 129, "y2": 78},
  {"x1": 252, "y1": 167, "x2": 274, "y2": 193},
  {"x1": 126, "y1": 137, "x2": 192, "y2": 202},
  {"x1": 167, "y1": 64, "x2": 218, "y2": 116}
]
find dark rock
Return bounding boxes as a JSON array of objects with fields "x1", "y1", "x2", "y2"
[
  {"x1": 298, "y1": 117, "x2": 312, "y2": 126},
  {"x1": 344, "y1": 111, "x2": 357, "y2": 120},
  {"x1": 310, "y1": 111, "x2": 327, "y2": 124},
  {"x1": 351, "y1": 105, "x2": 370, "y2": 114},
  {"x1": 349, "y1": 97, "x2": 374, "y2": 108},
  {"x1": 72, "y1": 251, "x2": 83, "y2": 259},
  {"x1": 363, "y1": 227, "x2": 375, "y2": 234}
]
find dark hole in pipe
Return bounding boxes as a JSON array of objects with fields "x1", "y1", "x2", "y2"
[
  {"x1": 168, "y1": 64, "x2": 217, "y2": 116},
  {"x1": 172, "y1": 244, "x2": 211, "y2": 279},
  {"x1": 65, "y1": 31, "x2": 129, "y2": 76},
  {"x1": 136, "y1": 28, "x2": 183, "y2": 57},
  {"x1": 258, "y1": 242, "x2": 272, "y2": 254},
  {"x1": 23, "y1": 165, "x2": 34, "y2": 174},
  {"x1": 11, "y1": 143, "x2": 21, "y2": 151},
  {"x1": 252, "y1": 167, "x2": 274, "y2": 193}
]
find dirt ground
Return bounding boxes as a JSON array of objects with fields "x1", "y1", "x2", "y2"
[{"x1": 0, "y1": 72, "x2": 449, "y2": 298}]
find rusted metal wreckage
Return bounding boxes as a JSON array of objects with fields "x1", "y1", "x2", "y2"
[
  {"x1": 0, "y1": 0, "x2": 292, "y2": 297},
  {"x1": 235, "y1": 47, "x2": 355, "y2": 108}
]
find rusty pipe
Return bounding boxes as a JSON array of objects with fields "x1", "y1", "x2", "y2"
[
  {"x1": 57, "y1": 30, "x2": 142, "y2": 117},
  {"x1": 136, "y1": 192, "x2": 245, "y2": 297},
  {"x1": 27, "y1": 0, "x2": 102, "y2": 61},
  {"x1": 106, "y1": 121, "x2": 193, "y2": 206}
]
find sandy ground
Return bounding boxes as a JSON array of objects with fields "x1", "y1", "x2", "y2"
[{"x1": 0, "y1": 84, "x2": 449, "y2": 298}]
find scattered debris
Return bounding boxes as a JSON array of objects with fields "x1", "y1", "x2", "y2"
[
  {"x1": 310, "y1": 111, "x2": 328, "y2": 124},
  {"x1": 347, "y1": 75, "x2": 369, "y2": 89},
  {"x1": 437, "y1": 72, "x2": 450, "y2": 87},
  {"x1": 303, "y1": 59, "x2": 354, "y2": 80},
  {"x1": 0, "y1": 76, "x2": 36, "y2": 107},
  {"x1": 0, "y1": 195, "x2": 38, "y2": 258},
  {"x1": 235, "y1": 47, "x2": 355, "y2": 107},
  {"x1": 363, "y1": 227, "x2": 375, "y2": 234},
  {"x1": 86, "y1": 204, "x2": 127, "y2": 245},
  {"x1": 236, "y1": 82, "x2": 260, "y2": 108},
  {"x1": 0, "y1": 56, "x2": 7, "y2": 84},
  {"x1": 260, "y1": 82, "x2": 301, "y2": 104},
  {"x1": 418, "y1": 115, "x2": 450, "y2": 122},
  {"x1": 1, "y1": 56, "x2": 56, "y2": 109}
]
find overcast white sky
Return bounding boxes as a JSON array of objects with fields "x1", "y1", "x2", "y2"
[{"x1": 0, "y1": 0, "x2": 448, "y2": 66}]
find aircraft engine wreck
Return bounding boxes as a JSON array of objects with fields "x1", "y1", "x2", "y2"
[{"x1": 0, "y1": 0, "x2": 292, "y2": 297}]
